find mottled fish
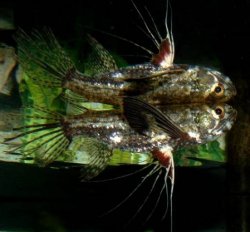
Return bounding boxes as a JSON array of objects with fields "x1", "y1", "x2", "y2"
[
  {"x1": 4, "y1": 98, "x2": 236, "y2": 179},
  {"x1": 2, "y1": 97, "x2": 236, "y2": 229},
  {"x1": 15, "y1": 3, "x2": 236, "y2": 107}
]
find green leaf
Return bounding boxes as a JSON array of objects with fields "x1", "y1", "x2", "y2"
[{"x1": 174, "y1": 139, "x2": 226, "y2": 167}]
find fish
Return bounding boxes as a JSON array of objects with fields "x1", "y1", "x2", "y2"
[
  {"x1": 10, "y1": 1, "x2": 237, "y2": 228},
  {"x1": 3, "y1": 98, "x2": 236, "y2": 176},
  {"x1": 2, "y1": 97, "x2": 236, "y2": 229},
  {"x1": 14, "y1": 1, "x2": 236, "y2": 107}
]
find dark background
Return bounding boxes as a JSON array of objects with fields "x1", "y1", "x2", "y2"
[{"x1": 0, "y1": 0, "x2": 249, "y2": 231}]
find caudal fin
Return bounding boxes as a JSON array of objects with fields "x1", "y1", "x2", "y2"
[
  {"x1": 3, "y1": 106, "x2": 70, "y2": 166},
  {"x1": 2, "y1": 106, "x2": 113, "y2": 180},
  {"x1": 15, "y1": 28, "x2": 75, "y2": 88}
]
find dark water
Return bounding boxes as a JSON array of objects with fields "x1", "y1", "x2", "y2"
[{"x1": 0, "y1": 0, "x2": 249, "y2": 231}]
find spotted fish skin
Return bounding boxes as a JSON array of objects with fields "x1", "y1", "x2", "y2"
[
  {"x1": 4, "y1": 100, "x2": 237, "y2": 162},
  {"x1": 3, "y1": 98, "x2": 236, "y2": 180},
  {"x1": 15, "y1": 30, "x2": 236, "y2": 107},
  {"x1": 62, "y1": 101, "x2": 237, "y2": 153},
  {"x1": 61, "y1": 99, "x2": 236, "y2": 180},
  {"x1": 64, "y1": 63, "x2": 236, "y2": 106}
]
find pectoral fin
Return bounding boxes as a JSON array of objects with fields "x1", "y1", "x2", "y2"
[{"x1": 123, "y1": 97, "x2": 190, "y2": 140}]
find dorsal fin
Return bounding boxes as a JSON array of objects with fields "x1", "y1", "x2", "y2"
[{"x1": 84, "y1": 34, "x2": 118, "y2": 75}]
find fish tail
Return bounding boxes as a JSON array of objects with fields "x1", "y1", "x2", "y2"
[
  {"x1": 2, "y1": 106, "x2": 113, "y2": 180},
  {"x1": 15, "y1": 28, "x2": 75, "y2": 88},
  {"x1": 3, "y1": 106, "x2": 70, "y2": 166}
]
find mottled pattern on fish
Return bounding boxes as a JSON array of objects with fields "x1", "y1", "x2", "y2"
[
  {"x1": 5, "y1": 2, "x2": 238, "y2": 229},
  {"x1": 15, "y1": 29, "x2": 236, "y2": 107},
  {"x1": 62, "y1": 101, "x2": 236, "y2": 154},
  {"x1": 137, "y1": 66, "x2": 236, "y2": 105},
  {"x1": 63, "y1": 63, "x2": 236, "y2": 106},
  {"x1": 3, "y1": 100, "x2": 236, "y2": 174}
]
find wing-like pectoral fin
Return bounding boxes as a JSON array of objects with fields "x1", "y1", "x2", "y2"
[{"x1": 123, "y1": 97, "x2": 190, "y2": 140}]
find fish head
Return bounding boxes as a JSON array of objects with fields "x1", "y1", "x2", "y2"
[
  {"x1": 158, "y1": 103, "x2": 237, "y2": 144},
  {"x1": 190, "y1": 103, "x2": 237, "y2": 143},
  {"x1": 194, "y1": 67, "x2": 237, "y2": 102}
]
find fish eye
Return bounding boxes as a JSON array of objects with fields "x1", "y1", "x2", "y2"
[
  {"x1": 213, "y1": 106, "x2": 225, "y2": 119},
  {"x1": 215, "y1": 107, "x2": 222, "y2": 115},
  {"x1": 212, "y1": 83, "x2": 224, "y2": 97},
  {"x1": 215, "y1": 86, "x2": 222, "y2": 93}
]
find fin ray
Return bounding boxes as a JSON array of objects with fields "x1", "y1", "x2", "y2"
[
  {"x1": 15, "y1": 28, "x2": 75, "y2": 87},
  {"x1": 123, "y1": 97, "x2": 189, "y2": 140},
  {"x1": 85, "y1": 34, "x2": 118, "y2": 75},
  {"x1": 79, "y1": 137, "x2": 113, "y2": 180}
]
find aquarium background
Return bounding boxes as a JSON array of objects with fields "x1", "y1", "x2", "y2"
[{"x1": 0, "y1": 0, "x2": 249, "y2": 231}]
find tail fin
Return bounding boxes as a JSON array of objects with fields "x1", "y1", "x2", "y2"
[
  {"x1": 3, "y1": 106, "x2": 70, "y2": 166},
  {"x1": 15, "y1": 28, "x2": 75, "y2": 87},
  {"x1": 2, "y1": 106, "x2": 113, "y2": 180}
]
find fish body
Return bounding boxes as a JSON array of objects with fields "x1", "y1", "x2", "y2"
[
  {"x1": 63, "y1": 100, "x2": 236, "y2": 152},
  {"x1": 64, "y1": 63, "x2": 236, "y2": 105},
  {"x1": 6, "y1": 2, "x2": 237, "y2": 229},
  {"x1": 3, "y1": 98, "x2": 235, "y2": 225},
  {"x1": 14, "y1": 0, "x2": 236, "y2": 106},
  {"x1": 15, "y1": 29, "x2": 236, "y2": 106},
  {"x1": 4, "y1": 98, "x2": 236, "y2": 176}
]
